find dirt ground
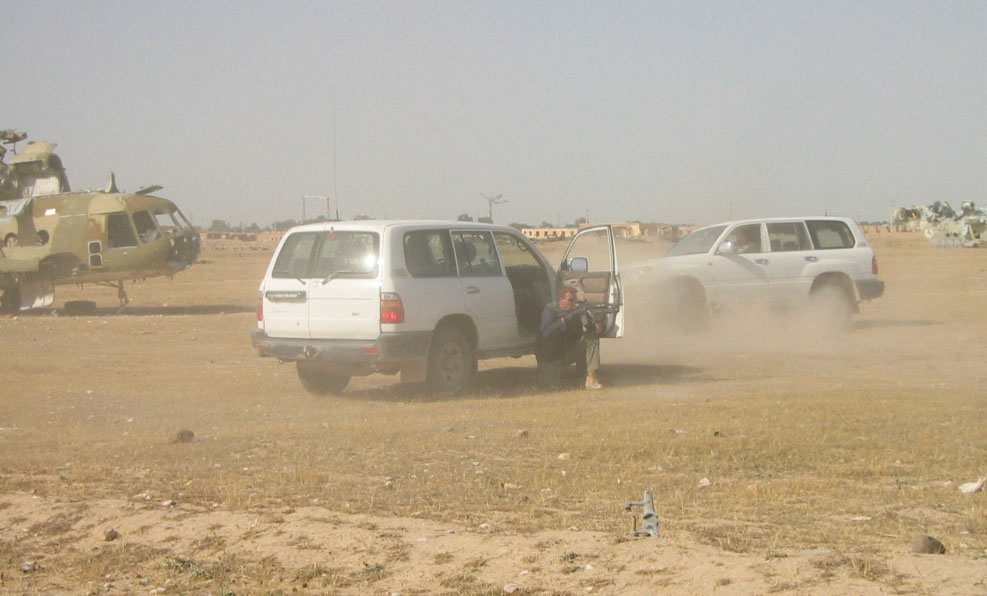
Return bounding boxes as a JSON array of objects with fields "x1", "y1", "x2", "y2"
[{"x1": 1, "y1": 232, "x2": 986, "y2": 595}]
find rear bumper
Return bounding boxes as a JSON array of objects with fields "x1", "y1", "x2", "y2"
[
  {"x1": 250, "y1": 329, "x2": 432, "y2": 366},
  {"x1": 856, "y1": 279, "x2": 885, "y2": 301}
]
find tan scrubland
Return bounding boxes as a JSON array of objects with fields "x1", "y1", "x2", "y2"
[{"x1": 1, "y1": 232, "x2": 985, "y2": 595}]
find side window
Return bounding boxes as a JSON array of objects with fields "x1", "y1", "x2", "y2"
[
  {"x1": 766, "y1": 222, "x2": 811, "y2": 252},
  {"x1": 806, "y1": 220, "x2": 855, "y2": 249},
  {"x1": 132, "y1": 210, "x2": 159, "y2": 243},
  {"x1": 452, "y1": 231, "x2": 501, "y2": 277},
  {"x1": 272, "y1": 232, "x2": 319, "y2": 278},
  {"x1": 723, "y1": 223, "x2": 763, "y2": 254},
  {"x1": 153, "y1": 208, "x2": 179, "y2": 237},
  {"x1": 106, "y1": 212, "x2": 138, "y2": 248},
  {"x1": 493, "y1": 233, "x2": 543, "y2": 270},
  {"x1": 403, "y1": 230, "x2": 456, "y2": 278}
]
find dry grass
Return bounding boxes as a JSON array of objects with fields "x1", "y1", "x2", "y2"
[{"x1": 1, "y1": 233, "x2": 986, "y2": 592}]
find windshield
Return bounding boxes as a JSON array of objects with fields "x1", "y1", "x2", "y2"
[{"x1": 665, "y1": 225, "x2": 727, "y2": 257}]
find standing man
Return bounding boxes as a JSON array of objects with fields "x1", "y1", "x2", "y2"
[{"x1": 539, "y1": 286, "x2": 604, "y2": 390}]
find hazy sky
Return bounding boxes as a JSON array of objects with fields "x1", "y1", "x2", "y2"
[{"x1": 4, "y1": 2, "x2": 985, "y2": 227}]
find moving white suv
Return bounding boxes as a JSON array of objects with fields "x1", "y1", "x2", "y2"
[
  {"x1": 252, "y1": 221, "x2": 623, "y2": 394},
  {"x1": 642, "y1": 216, "x2": 883, "y2": 329}
]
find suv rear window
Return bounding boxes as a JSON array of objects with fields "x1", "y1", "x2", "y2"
[
  {"x1": 806, "y1": 220, "x2": 855, "y2": 250},
  {"x1": 273, "y1": 231, "x2": 379, "y2": 279}
]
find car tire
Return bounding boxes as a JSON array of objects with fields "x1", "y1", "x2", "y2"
[
  {"x1": 296, "y1": 361, "x2": 350, "y2": 395},
  {"x1": 427, "y1": 326, "x2": 475, "y2": 395},
  {"x1": 63, "y1": 300, "x2": 98, "y2": 316},
  {"x1": 667, "y1": 280, "x2": 708, "y2": 333},
  {"x1": 810, "y1": 283, "x2": 853, "y2": 330}
]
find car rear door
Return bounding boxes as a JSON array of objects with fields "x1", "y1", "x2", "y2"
[
  {"x1": 452, "y1": 229, "x2": 520, "y2": 350},
  {"x1": 306, "y1": 230, "x2": 382, "y2": 340},
  {"x1": 764, "y1": 221, "x2": 815, "y2": 303},
  {"x1": 262, "y1": 231, "x2": 320, "y2": 339},
  {"x1": 559, "y1": 225, "x2": 623, "y2": 338}
]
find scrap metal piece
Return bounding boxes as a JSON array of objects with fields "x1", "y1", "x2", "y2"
[
  {"x1": 893, "y1": 201, "x2": 987, "y2": 247},
  {"x1": 625, "y1": 489, "x2": 660, "y2": 537}
]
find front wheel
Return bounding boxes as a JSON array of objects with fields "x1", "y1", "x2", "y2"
[
  {"x1": 665, "y1": 280, "x2": 709, "y2": 333},
  {"x1": 427, "y1": 326, "x2": 475, "y2": 395},
  {"x1": 296, "y1": 361, "x2": 350, "y2": 395}
]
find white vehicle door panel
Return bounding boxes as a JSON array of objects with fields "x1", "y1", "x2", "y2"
[
  {"x1": 709, "y1": 223, "x2": 769, "y2": 307},
  {"x1": 263, "y1": 279, "x2": 311, "y2": 339},
  {"x1": 453, "y1": 230, "x2": 519, "y2": 350},
  {"x1": 560, "y1": 225, "x2": 623, "y2": 338},
  {"x1": 305, "y1": 230, "x2": 382, "y2": 340},
  {"x1": 764, "y1": 221, "x2": 814, "y2": 303},
  {"x1": 307, "y1": 278, "x2": 380, "y2": 340},
  {"x1": 261, "y1": 231, "x2": 319, "y2": 339}
]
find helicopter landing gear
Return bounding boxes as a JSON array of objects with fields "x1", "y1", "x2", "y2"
[{"x1": 97, "y1": 281, "x2": 130, "y2": 309}]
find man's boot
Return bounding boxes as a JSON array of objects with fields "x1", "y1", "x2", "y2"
[{"x1": 585, "y1": 370, "x2": 602, "y2": 390}]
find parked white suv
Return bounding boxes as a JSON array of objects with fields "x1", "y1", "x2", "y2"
[
  {"x1": 641, "y1": 217, "x2": 883, "y2": 329},
  {"x1": 252, "y1": 221, "x2": 623, "y2": 394}
]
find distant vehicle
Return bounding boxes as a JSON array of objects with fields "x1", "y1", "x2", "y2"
[
  {"x1": 893, "y1": 201, "x2": 986, "y2": 247},
  {"x1": 0, "y1": 130, "x2": 200, "y2": 312},
  {"x1": 251, "y1": 220, "x2": 623, "y2": 394},
  {"x1": 635, "y1": 216, "x2": 884, "y2": 330}
]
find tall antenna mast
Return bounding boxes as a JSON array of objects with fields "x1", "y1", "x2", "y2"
[
  {"x1": 481, "y1": 192, "x2": 507, "y2": 222},
  {"x1": 332, "y1": 90, "x2": 338, "y2": 220}
]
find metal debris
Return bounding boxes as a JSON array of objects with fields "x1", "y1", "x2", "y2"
[
  {"x1": 893, "y1": 201, "x2": 987, "y2": 247},
  {"x1": 625, "y1": 489, "x2": 660, "y2": 537}
]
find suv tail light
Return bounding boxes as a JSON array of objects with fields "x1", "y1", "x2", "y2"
[
  {"x1": 381, "y1": 292, "x2": 404, "y2": 324},
  {"x1": 872, "y1": 255, "x2": 879, "y2": 275},
  {"x1": 256, "y1": 292, "x2": 264, "y2": 321}
]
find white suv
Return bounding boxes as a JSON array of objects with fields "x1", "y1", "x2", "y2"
[
  {"x1": 252, "y1": 221, "x2": 623, "y2": 394},
  {"x1": 642, "y1": 217, "x2": 883, "y2": 329}
]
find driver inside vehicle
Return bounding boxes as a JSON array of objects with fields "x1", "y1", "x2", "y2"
[{"x1": 725, "y1": 225, "x2": 761, "y2": 254}]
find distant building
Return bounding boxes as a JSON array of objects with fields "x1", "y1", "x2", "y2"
[{"x1": 521, "y1": 226, "x2": 578, "y2": 241}]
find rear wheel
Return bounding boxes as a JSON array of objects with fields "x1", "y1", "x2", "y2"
[
  {"x1": 810, "y1": 283, "x2": 853, "y2": 331},
  {"x1": 427, "y1": 326, "x2": 475, "y2": 395},
  {"x1": 296, "y1": 361, "x2": 350, "y2": 395}
]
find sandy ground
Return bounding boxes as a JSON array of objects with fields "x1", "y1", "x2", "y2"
[{"x1": 2, "y1": 232, "x2": 987, "y2": 595}]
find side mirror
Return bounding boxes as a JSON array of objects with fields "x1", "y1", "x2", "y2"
[
  {"x1": 569, "y1": 257, "x2": 589, "y2": 273},
  {"x1": 716, "y1": 241, "x2": 737, "y2": 255}
]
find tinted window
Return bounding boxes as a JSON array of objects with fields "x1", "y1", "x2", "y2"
[
  {"x1": 452, "y1": 231, "x2": 501, "y2": 277},
  {"x1": 665, "y1": 225, "x2": 727, "y2": 257},
  {"x1": 311, "y1": 231, "x2": 379, "y2": 278},
  {"x1": 767, "y1": 222, "x2": 811, "y2": 252},
  {"x1": 403, "y1": 230, "x2": 456, "y2": 278},
  {"x1": 806, "y1": 220, "x2": 855, "y2": 249},
  {"x1": 272, "y1": 232, "x2": 319, "y2": 278},
  {"x1": 106, "y1": 212, "x2": 138, "y2": 248}
]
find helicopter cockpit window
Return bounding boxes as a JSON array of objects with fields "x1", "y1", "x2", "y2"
[
  {"x1": 133, "y1": 210, "x2": 159, "y2": 243},
  {"x1": 106, "y1": 212, "x2": 138, "y2": 248},
  {"x1": 153, "y1": 208, "x2": 180, "y2": 237}
]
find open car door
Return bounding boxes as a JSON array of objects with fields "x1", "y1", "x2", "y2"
[{"x1": 559, "y1": 225, "x2": 623, "y2": 338}]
